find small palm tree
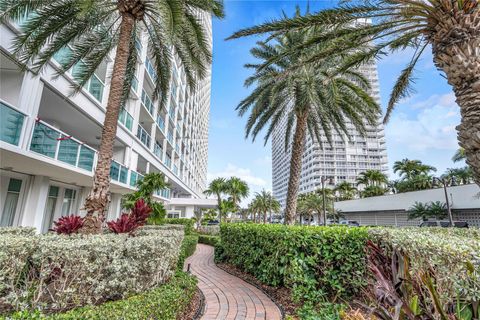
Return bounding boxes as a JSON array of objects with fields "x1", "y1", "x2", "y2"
[
  {"x1": 442, "y1": 166, "x2": 474, "y2": 185},
  {"x1": 228, "y1": 0, "x2": 480, "y2": 186},
  {"x1": 1, "y1": 0, "x2": 224, "y2": 232},
  {"x1": 334, "y1": 181, "x2": 357, "y2": 201},
  {"x1": 356, "y1": 170, "x2": 388, "y2": 187},
  {"x1": 393, "y1": 159, "x2": 436, "y2": 180},
  {"x1": 237, "y1": 9, "x2": 380, "y2": 225},
  {"x1": 251, "y1": 190, "x2": 280, "y2": 224},
  {"x1": 298, "y1": 191, "x2": 333, "y2": 225},
  {"x1": 218, "y1": 199, "x2": 235, "y2": 222},
  {"x1": 204, "y1": 177, "x2": 228, "y2": 222},
  {"x1": 225, "y1": 177, "x2": 249, "y2": 214}
]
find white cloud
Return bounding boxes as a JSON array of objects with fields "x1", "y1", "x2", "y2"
[
  {"x1": 254, "y1": 155, "x2": 272, "y2": 166},
  {"x1": 386, "y1": 93, "x2": 460, "y2": 152},
  {"x1": 207, "y1": 163, "x2": 267, "y2": 187}
]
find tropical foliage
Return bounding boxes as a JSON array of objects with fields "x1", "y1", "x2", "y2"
[
  {"x1": 297, "y1": 191, "x2": 333, "y2": 225},
  {"x1": 225, "y1": 176, "x2": 249, "y2": 213},
  {"x1": 334, "y1": 181, "x2": 357, "y2": 201},
  {"x1": 408, "y1": 201, "x2": 447, "y2": 221},
  {"x1": 1, "y1": 0, "x2": 224, "y2": 232},
  {"x1": 236, "y1": 8, "x2": 380, "y2": 224},
  {"x1": 391, "y1": 159, "x2": 437, "y2": 193},
  {"x1": 248, "y1": 190, "x2": 281, "y2": 223},
  {"x1": 204, "y1": 176, "x2": 249, "y2": 222},
  {"x1": 355, "y1": 169, "x2": 388, "y2": 198},
  {"x1": 204, "y1": 177, "x2": 227, "y2": 220},
  {"x1": 228, "y1": 0, "x2": 480, "y2": 188}
]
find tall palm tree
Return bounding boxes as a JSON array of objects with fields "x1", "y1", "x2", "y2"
[
  {"x1": 334, "y1": 181, "x2": 357, "y2": 201},
  {"x1": 251, "y1": 190, "x2": 280, "y2": 224},
  {"x1": 1, "y1": 0, "x2": 224, "y2": 232},
  {"x1": 225, "y1": 177, "x2": 249, "y2": 214},
  {"x1": 236, "y1": 10, "x2": 380, "y2": 225},
  {"x1": 204, "y1": 177, "x2": 227, "y2": 221},
  {"x1": 356, "y1": 169, "x2": 388, "y2": 187},
  {"x1": 228, "y1": 0, "x2": 480, "y2": 186}
]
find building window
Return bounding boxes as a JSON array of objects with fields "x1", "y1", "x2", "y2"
[
  {"x1": 61, "y1": 188, "x2": 76, "y2": 216},
  {"x1": 42, "y1": 186, "x2": 59, "y2": 233},
  {"x1": 167, "y1": 212, "x2": 180, "y2": 219},
  {"x1": 0, "y1": 178, "x2": 22, "y2": 226}
]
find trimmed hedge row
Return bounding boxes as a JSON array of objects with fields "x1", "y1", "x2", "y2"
[
  {"x1": 198, "y1": 234, "x2": 220, "y2": 246},
  {"x1": 162, "y1": 218, "x2": 194, "y2": 235},
  {"x1": 0, "y1": 227, "x2": 183, "y2": 314},
  {"x1": 177, "y1": 235, "x2": 199, "y2": 270},
  {"x1": 8, "y1": 271, "x2": 197, "y2": 320},
  {"x1": 217, "y1": 224, "x2": 369, "y2": 303}
]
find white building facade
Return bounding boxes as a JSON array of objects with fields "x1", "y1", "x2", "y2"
[
  {"x1": 0, "y1": 14, "x2": 213, "y2": 232},
  {"x1": 272, "y1": 61, "x2": 388, "y2": 209}
]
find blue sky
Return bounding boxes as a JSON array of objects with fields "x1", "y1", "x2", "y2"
[{"x1": 207, "y1": 1, "x2": 464, "y2": 204}]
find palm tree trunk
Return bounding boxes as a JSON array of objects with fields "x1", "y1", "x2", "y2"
[
  {"x1": 82, "y1": 13, "x2": 135, "y2": 233},
  {"x1": 284, "y1": 112, "x2": 308, "y2": 225},
  {"x1": 263, "y1": 211, "x2": 267, "y2": 224},
  {"x1": 217, "y1": 194, "x2": 222, "y2": 223},
  {"x1": 431, "y1": 17, "x2": 480, "y2": 186},
  {"x1": 253, "y1": 211, "x2": 256, "y2": 223}
]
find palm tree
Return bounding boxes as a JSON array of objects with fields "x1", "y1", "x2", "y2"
[
  {"x1": 204, "y1": 177, "x2": 227, "y2": 222},
  {"x1": 452, "y1": 148, "x2": 466, "y2": 163},
  {"x1": 443, "y1": 166, "x2": 474, "y2": 185},
  {"x1": 251, "y1": 190, "x2": 280, "y2": 224},
  {"x1": 356, "y1": 170, "x2": 388, "y2": 187},
  {"x1": 334, "y1": 181, "x2": 357, "y2": 201},
  {"x1": 236, "y1": 10, "x2": 380, "y2": 225},
  {"x1": 298, "y1": 191, "x2": 333, "y2": 225},
  {"x1": 225, "y1": 177, "x2": 249, "y2": 214},
  {"x1": 228, "y1": 0, "x2": 480, "y2": 186},
  {"x1": 218, "y1": 199, "x2": 235, "y2": 222},
  {"x1": 393, "y1": 159, "x2": 436, "y2": 180},
  {"x1": 1, "y1": 0, "x2": 224, "y2": 232}
]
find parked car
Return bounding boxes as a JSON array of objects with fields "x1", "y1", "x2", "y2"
[
  {"x1": 339, "y1": 220, "x2": 360, "y2": 227},
  {"x1": 419, "y1": 221, "x2": 469, "y2": 228}
]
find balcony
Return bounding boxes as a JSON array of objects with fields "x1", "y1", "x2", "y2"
[
  {"x1": 118, "y1": 107, "x2": 133, "y2": 131},
  {"x1": 29, "y1": 120, "x2": 96, "y2": 172},
  {"x1": 129, "y1": 170, "x2": 144, "y2": 187},
  {"x1": 0, "y1": 101, "x2": 25, "y2": 146},
  {"x1": 141, "y1": 89, "x2": 154, "y2": 116},
  {"x1": 167, "y1": 130, "x2": 174, "y2": 145},
  {"x1": 154, "y1": 142, "x2": 163, "y2": 161},
  {"x1": 131, "y1": 75, "x2": 139, "y2": 93},
  {"x1": 135, "y1": 38, "x2": 142, "y2": 53},
  {"x1": 173, "y1": 165, "x2": 178, "y2": 176},
  {"x1": 169, "y1": 106, "x2": 175, "y2": 120},
  {"x1": 136, "y1": 125, "x2": 151, "y2": 148},
  {"x1": 156, "y1": 115, "x2": 165, "y2": 132},
  {"x1": 110, "y1": 160, "x2": 129, "y2": 184},
  {"x1": 165, "y1": 155, "x2": 172, "y2": 168}
]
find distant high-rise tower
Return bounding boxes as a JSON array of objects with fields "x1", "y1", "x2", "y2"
[{"x1": 271, "y1": 61, "x2": 388, "y2": 209}]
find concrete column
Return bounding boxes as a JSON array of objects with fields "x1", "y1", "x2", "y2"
[
  {"x1": 18, "y1": 72, "x2": 44, "y2": 150},
  {"x1": 21, "y1": 175, "x2": 50, "y2": 231}
]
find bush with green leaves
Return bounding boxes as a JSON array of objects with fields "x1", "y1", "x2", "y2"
[
  {"x1": 408, "y1": 201, "x2": 447, "y2": 221},
  {"x1": 7, "y1": 271, "x2": 197, "y2": 320},
  {"x1": 163, "y1": 218, "x2": 195, "y2": 235},
  {"x1": 198, "y1": 234, "x2": 220, "y2": 246},
  {"x1": 197, "y1": 225, "x2": 220, "y2": 235},
  {"x1": 218, "y1": 223, "x2": 369, "y2": 306},
  {"x1": 0, "y1": 227, "x2": 36, "y2": 236},
  {"x1": 177, "y1": 235, "x2": 199, "y2": 270},
  {"x1": 0, "y1": 227, "x2": 183, "y2": 314}
]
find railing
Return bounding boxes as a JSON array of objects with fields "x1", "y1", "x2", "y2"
[
  {"x1": 156, "y1": 115, "x2": 165, "y2": 132},
  {"x1": 131, "y1": 75, "x2": 139, "y2": 93},
  {"x1": 169, "y1": 106, "x2": 175, "y2": 119},
  {"x1": 154, "y1": 142, "x2": 163, "y2": 161},
  {"x1": 141, "y1": 89, "x2": 154, "y2": 115},
  {"x1": 30, "y1": 120, "x2": 96, "y2": 172},
  {"x1": 0, "y1": 101, "x2": 25, "y2": 146},
  {"x1": 167, "y1": 130, "x2": 174, "y2": 144},
  {"x1": 52, "y1": 47, "x2": 105, "y2": 103},
  {"x1": 173, "y1": 165, "x2": 178, "y2": 176},
  {"x1": 145, "y1": 58, "x2": 157, "y2": 82},
  {"x1": 165, "y1": 155, "x2": 172, "y2": 168},
  {"x1": 175, "y1": 143, "x2": 180, "y2": 154},
  {"x1": 154, "y1": 188, "x2": 171, "y2": 199},
  {"x1": 118, "y1": 107, "x2": 133, "y2": 131},
  {"x1": 110, "y1": 160, "x2": 129, "y2": 184},
  {"x1": 176, "y1": 123, "x2": 181, "y2": 135},
  {"x1": 136, "y1": 125, "x2": 151, "y2": 148},
  {"x1": 129, "y1": 171, "x2": 144, "y2": 187}
]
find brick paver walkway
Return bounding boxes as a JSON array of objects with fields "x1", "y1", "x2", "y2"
[{"x1": 185, "y1": 244, "x2": 282, "y2": 320}]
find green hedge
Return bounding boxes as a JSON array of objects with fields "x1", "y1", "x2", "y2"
[
  {"x1": 177, "y1": 234, "x2": 198, "y2": 270},
  {"x1": 218, "y1": 224, "x2": 369, "y2": 303},
  {"x1": 8, "y1": 271, "x2": 197, "y2": 319},
  {"x1": 198, "y1": 234, "x2": 220, "y2": 246},
  {"x1": 163, "y1": 218, "x2": 194, "y2": 235}
]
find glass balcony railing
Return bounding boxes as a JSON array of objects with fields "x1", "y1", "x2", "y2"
[
  {"x1": 141, "y1": 89, "x2": 154, "y2": 115},
  {"x1": 175, "y1": 143, "x2": 179, "y2": 154},
  {"x1": 176, "y1": 123, "x2": 181, "y2": 135},
  {"x1": 169, "y1": 106, "x2": 175, "y2": 119},
  {"x1": 167, "y1": 131, "x2": 174, "y2": 144},
  {"x1": 131, "y1": 75, "x2": 139, "y2": 93},
  {"x1": 30, "y1": 120, "x2": 96, "y2": 172},
  {"x1": 154, "y1": 142, "x2": 163, "y2": 161},
  {"x1": 145, "y1": 58, "x2": 157, "y2": 82},
  {"x1": 165, "y1": 155, "x2": 172, "y2": 168},
  {"x1": 156, "y1": 115, "x2": 165, "y2": 132},
  {"x1": 110, "y1": 160, "x2": 128, "y2": 184},
  {"x1": 154, "y1": 188, "x2": 171, "y2": 199},
  {"x1": 173, "y1": 165, "x2": 178, "y2": 176},
  {"x1": 0, "y1": 101, "x2": 25, "y2": 146},
  {"x1": 118, "y1": 107, "x2": 133, "y2": 131},
  {"x1": 136, "y1": 125, "x2": 151, "y2": 148},
  {"x1": 129, "y1": 171, "x2": 144, "y2": 187},
  {"x1": 135, "y1": 38, "x2": 142, "y2": 53}
]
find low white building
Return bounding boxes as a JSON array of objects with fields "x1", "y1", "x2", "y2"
[{"x1": 334, "y1": 184, "x2": 480, "y2": 227}]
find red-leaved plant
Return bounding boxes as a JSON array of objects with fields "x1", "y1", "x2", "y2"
[
  {"x1": 51, "y1": 215, "x2": 84, "y2": 235},
  {"x1": 107, "y1": 199, "x2": 152, "y2": 234}
]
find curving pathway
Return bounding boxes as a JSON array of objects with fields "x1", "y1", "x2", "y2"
[{"x1": 185, "y1": 244, "x2": 282, "y2": 320}]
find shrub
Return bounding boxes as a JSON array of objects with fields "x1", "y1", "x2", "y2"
[
  {"x1": 219, "y1": 224, "x2": 369, "y2": 304},
  {"x1": 0, "y1": 227, "x2": 36, "y2": 236},
  {"x1": 177, "y1": 235, "x2": 198, "y2": 270},
  {"x1": 198, "y1": 225, "x2": 220, "y2": 236},
  {"x1": 0, "y1": 228, "x2": 183, "y2": 313},
  {"x1": 163, "y1": 218, "x2": 194, "y2": 235},
  {"x1": 198, "y1": 234, "x2": 219, "y2": 246},
  {"x1": 107, "y1": 199, "x2": 152, "y2": 234},
  {"x1": 7, "y1": 271, "x2": 197, "y2": 320},
  {"x1": 51, "y1": 216, "x2": 84, "y2": 234}
]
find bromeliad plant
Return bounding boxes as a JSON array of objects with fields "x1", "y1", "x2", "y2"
[
  {"x1": 107, "y1": 198, "x2": 152, "y2": 234},
  {"x1": 51, "y1": 215, "x2": 84, "y2": 234}
]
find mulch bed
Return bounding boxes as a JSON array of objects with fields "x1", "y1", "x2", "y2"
[
  {"x1": 178, "y1": 287, "x2": 204, "y2": 320},
  {"x1": 217, "y1": 263, "x2": 301, "y2": 318}
]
